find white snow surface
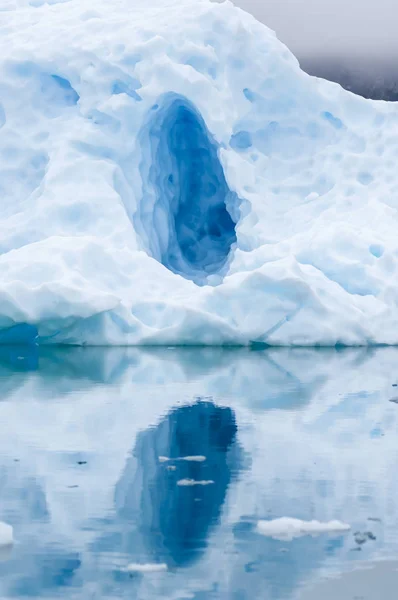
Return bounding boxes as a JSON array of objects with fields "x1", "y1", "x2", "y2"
[
  {"x1": 0, "y1": 522, "x2": 13, "y2": 547},
  {"x1": 256, "y1": 518, "x2": 351, "y2": 541},
  {"x1": 1, "y1": 0, "x2": 398, "y2": 345}
]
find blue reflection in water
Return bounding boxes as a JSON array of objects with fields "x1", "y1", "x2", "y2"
[
  {"x1": 114, "y1": 401, "x2": 241, "y2": 567},
  {"x1": 230, "y1": 518, "x2": 347, "y2": 599},
  {"x1": 10, "y1": 552, "x2": 81, "y2": 597},
  {"x1": 0, "y1": 468, "x2": 81, "y2": 597},
  {"x1": 0, "y1": 344, "x2": 39, "y2": 372},
  {"x1": 0, "y1": 346, "x2": 395, "y2": 599}
]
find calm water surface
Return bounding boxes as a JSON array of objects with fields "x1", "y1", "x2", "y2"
[{"x1": 0, "y1": 346, "x2": 398, "y2": 599}]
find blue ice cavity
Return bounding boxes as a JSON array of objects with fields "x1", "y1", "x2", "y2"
[
  {"x1": 111, "y1": 78, "x2": 142, "y2": 101},
  {"x1": 0, "y1": 323, "x2": 38, "y2": 345},
  {"x1": 41, "y1": 74, "x2": 80, "y2": 107},
  {"x1": 137, "y1": 95, "x2": 239, "y2": 285},
  {"x1": 230, "y1": 130, "x2": 252, "y2": 151},
  {"x1": 369, "y1": 243, "x2": 384, "y2": 258},
  {"x1": 322, "y1": 111, "x2": 344, "y2": 130}
]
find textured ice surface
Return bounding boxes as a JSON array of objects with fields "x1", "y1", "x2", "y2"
[{"x1": 2, "y1": 0, "x2": 398, "y2": 345}]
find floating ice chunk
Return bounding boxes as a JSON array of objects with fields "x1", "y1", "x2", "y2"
[
  {"x1": 256, "y1": 518, "x2": 350, "y2": 541},
  {"x1": 159, "y1": 455, "x2": 206, "y2": 463},
  {"x1": 0, "y1": 522, "x2": 13, "y2": 547},
  {"x1": 177, "y1": 479, "x2": 214, "y2": 486},
  {"x1": 126, "y1": 563, "x2": 168, "y2": 573}
]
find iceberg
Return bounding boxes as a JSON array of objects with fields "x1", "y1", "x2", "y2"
[{"x1": 1, "y1": 0, "x2": 398, "y2": 345}]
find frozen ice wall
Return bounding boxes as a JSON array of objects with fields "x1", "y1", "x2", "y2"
[{"x1": 1, "y1": 0, "x2": 398, "y2": 345}]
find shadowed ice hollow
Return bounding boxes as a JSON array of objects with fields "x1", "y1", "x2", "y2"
[{"x1": 137, "y1": 95, "x2": 238, "y2": 285}]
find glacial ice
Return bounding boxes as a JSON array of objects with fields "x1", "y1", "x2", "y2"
[
  {"x1": 2, "y1": 0, "x2": 398, "y2": 345},
  {"x1": 138, "y1": 95, "x2": 238, "y2": 284}
]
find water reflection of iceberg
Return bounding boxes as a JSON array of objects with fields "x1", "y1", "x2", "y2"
[
  {"x1": 0, "y1": 344, "x2": 341, "y2": 409},
  {"x1": 0, "y1": 347, "x2": 397, "y2": 599},
  {"x1": 114, "y1": 400, "x2": 241, "y2": 568},
  {"x1": 0, "y1": 466, "x2": 81, "y2": 597}
]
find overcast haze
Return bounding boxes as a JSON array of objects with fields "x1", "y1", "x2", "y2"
[{"x1": 214, "y1": 0, "x2": 398, "y2": 99}]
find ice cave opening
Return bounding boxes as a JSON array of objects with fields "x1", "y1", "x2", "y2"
[{"x1": 138, "y1": 95, "x2": 239, "y2": 285}]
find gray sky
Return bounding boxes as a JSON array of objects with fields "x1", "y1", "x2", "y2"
[
  {"x1": 214, "y1": 0, "x2": 398, "y2": 98},
  {"x1": 215, "y1": 0, "x2": 398, "y2": 64}
]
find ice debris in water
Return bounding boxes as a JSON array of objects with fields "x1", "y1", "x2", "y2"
[
  {"x1": 256, "y1": 518, "x2": 351, "y2": 541},
  {"x1": 126, "y1": 563, "x2": 168, "y2": 573},
  {"x1": 177, "y1": 479, "x2": 214, "y2": 486},
  {"x1": 2, "y1": 0, "x2": 398, "y2": 345},
  {"x1": 159, "y1": 455, "x2": 206, "y2": 462},
  {"x1": 0, "y1": 522, "x2": 13, "y2": 547},
  {"x1": 354, "y1": 530, "x2": 376, "y2": 545}
]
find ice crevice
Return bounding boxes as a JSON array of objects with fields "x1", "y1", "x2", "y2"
[{"x1": 135, "y1": 94, "x2": 240, "y2": 286}]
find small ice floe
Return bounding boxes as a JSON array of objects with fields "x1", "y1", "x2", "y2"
[
  {"x1": 159, "y1": 456, "x2": 206, "y2": 463},
  {"x1": 256, "y1": 518, "x2": 350, "y2": 541},
  {"x1": 126, "y1": 563, "x2": 168, "y2": 573},
  {"x1": 177, "y1": 479, "x2": 214, "y2": 487},
  {"x1": 0, "y1": 522, "x2": 13, "y2": 547}
]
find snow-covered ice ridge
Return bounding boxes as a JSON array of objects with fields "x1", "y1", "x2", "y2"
[{"x1": 1, "y1": 0, "x2": 398, "y2": 346}]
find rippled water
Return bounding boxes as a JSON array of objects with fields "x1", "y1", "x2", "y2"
[{"x1": 0, "y1": 346, "x2": 398, "y2": 599}]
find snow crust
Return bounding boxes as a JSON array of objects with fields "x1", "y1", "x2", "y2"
[
  {"x1": 256, "y1": 518, "x2": 351, "y2": 541},
  {"x1": 2, "y1": 0, "x2": 398, "y2": 345}
]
